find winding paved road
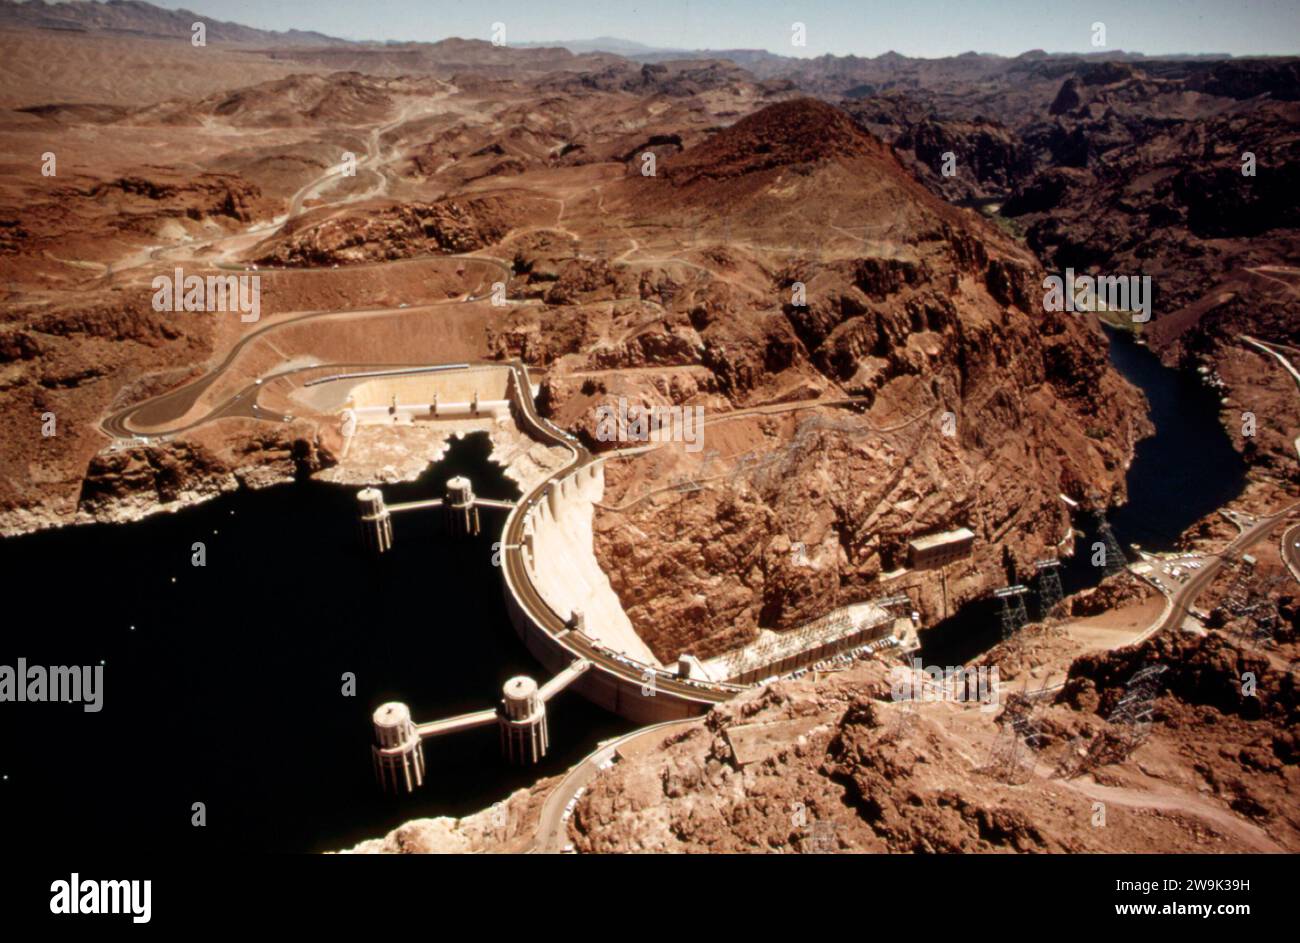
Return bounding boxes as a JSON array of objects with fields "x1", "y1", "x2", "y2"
[
  {"x1": 1136, "y1": 502, "x2": 1299, "y2": 645},
  {"x1": 528, "y1": 719, "x2": 701, "y2": 853},
  {"x1": 1282, "y1": 523, "x2": 1300, "y2": 585},
  {"x1": 100, "y1": 254, "x2": 509, "y2": 437}
]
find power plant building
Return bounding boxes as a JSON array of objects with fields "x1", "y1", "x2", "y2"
[{"x1": 908, "y1": 527, "x2": 976, "y2": 569}]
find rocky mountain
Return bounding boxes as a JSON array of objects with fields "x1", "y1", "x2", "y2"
[
  {"x1": 260, "y1": 37, "x2": 625, "y2": 79},
  {"x1": 520, "y1": 99, "x2": 1147, "y2": 661},
  {"x1": 537, "y1": 59, "x2": 779, "y2": 98},
  {"x1": 0, "y1": 0, "x2": 347, "y2": 45},
  {"x1": 135, "y1": 72, "x2": 406, "y2": 127},
  {"x1": 250, "y1": 191, "x2": 551, "y2": 265}
]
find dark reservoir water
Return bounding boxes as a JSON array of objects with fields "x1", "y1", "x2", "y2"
[
  {"x1": 1, "y1": 433, "x2": 631, "y2": 853},
  {"x1": 920, "y1": 327, "x2": 1246, "y2": 666}
]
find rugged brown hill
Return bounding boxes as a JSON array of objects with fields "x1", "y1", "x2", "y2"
[
  {"x1": 537, "y1": 59, "x2": 766, "y2": 98},
  {"x1": 1001, "y1": 66, "x2": 1300, "y2": 481},
  {"x1": 664, "y1": 97, "x2": 884, "y2": 182},
  {"x1": 265, "y1": 37, "x2": 625, "y2": 79},
  {"x1": 565, "y1": 625, "x2": 1299, "y2": 853},
  {"x1": 248, "y1": 191, "x2": 553, "y2": 265},
  {"x1": 135, "y1": 72, "x2": 408, "y2": 128},
  {"x1": 517, "y1": 98, "x2": 1150, "y2": 661}
]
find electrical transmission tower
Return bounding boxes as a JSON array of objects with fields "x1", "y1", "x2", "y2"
[
  {"x1": 1035, "y1": 559, "x2": 1064, "y2": 619},
  {"x1": 1229, "y1": 569, "x2": 1284, "y2": 649},
  {"x1": 1103, "y1": 662, "x2": 1168, "y2": 761},
  {"x1": 994, "y1": 585, "x2": 1030, "y2": 640},
  {"x1": 1108, "y1": 664, "x2": 1167, "y2": 730},
  {"x1": 1088, "y1": 493, "x2": 1126, "y2": 577},
  {"x1": 888, "y1": 699, "x2": 919, "y2": 742},
  {"x1": 979, "y1": 709, "x2": 1043, "y2": 785},
  {"x1": 980, "y1": 724, "x2": 1030, "y2": 784},
  {"x1": 1054, "y1": 663, "x2": 1168, "y2": 778}
]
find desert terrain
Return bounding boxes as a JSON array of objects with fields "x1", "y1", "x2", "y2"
[{"x1": 1, "y1": 1, "x2": 1297, "y2": 855}]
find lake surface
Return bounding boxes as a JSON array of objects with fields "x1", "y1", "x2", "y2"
[{"x1": 2, "y1": 433, "x2": 630, "y2": 853}]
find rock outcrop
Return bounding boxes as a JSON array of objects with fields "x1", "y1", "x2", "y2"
[{"x1": 530, "y1": 99, "x2": 1148, "y2": 661}]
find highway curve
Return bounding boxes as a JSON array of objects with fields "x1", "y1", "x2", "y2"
[
  {"x1": 1137, "y1": 503, "x2": 1300, "y2": 645},
  {"x1": 1283, "y1": 522, "x2": 1300, "y2": 584},
  {"x1": 100, "y1": 254, "x2": 510, "y2": 438},
  {"x1": 528, "y1": 718, "x2": 701, "y2": 853}
]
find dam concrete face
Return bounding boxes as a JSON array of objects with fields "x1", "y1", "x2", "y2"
[
  {"x1": 354, "y1": 362, "x2": 902, "y2": 727},
  {"x1": 500, "y1": 460, "x2": 724, "y2": 725},
  {"x1": 521, "y1": 463, "x2": 660, "y2": 668}
]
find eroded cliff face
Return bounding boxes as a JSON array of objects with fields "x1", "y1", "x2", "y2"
[
  {"x1": 75, "y1": 425, "x2": 336, "y2": 524},
  {"x1": 340, "y1": 782, "x2": 555, "y2": 854},
  {"x1": 526, "y1": 100, "x2": 1149, "y2": 663},
  {"x1": 577, "y1": 321, "x2": 1145, "y2": 664}
]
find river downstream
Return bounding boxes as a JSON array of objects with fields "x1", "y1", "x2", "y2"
[{"x1": 920, "y1": 327, "x2": 1246, "y2": 665}]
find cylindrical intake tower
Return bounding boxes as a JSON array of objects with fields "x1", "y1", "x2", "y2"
[
  {"x1": 444, "y1": 475, "x2": 480, "y2": 536},
  {"x1": 357, "y1": 487, "x2": 393, "y2": 555},
  {"x1": 498, "y1": 676, "x2": 549, "y2": 765},
  {"x1": 371, "y1": 701, "x2": 425, "y2": 794}
]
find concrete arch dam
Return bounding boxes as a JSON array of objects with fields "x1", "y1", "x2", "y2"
[
  {"x1": 494, "y1": 365, "x2": 750, "y2": 723},
  {"x1": 358, "y1": 361, "x2": 905, "y2": 725},
  {"x1": 496, "y1": 364, "x2": 901, "y2": 723}
]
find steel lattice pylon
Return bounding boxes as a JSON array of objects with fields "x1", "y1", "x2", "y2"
[
  {"x1": 1088, "y1": 494, "x2": 1127, "y2": 577},
  {"x1": 980, "y1": 716, "x2": 1043, "y2": 785},
  {"x1": 1223, "y1": 563, "x2": 1284, "y2": 649},
  {"x1": 1107, "y1": 664, "x2": 1167, "y2": 728},
  {"x1": 995, "y1": 585, "x2": 1030, "y2": 640},
  {"x1": 1035, "y1": 559, "x2": 1064, "y2": 619},
  {"x1": 1053, "y1": 666, "x2": 1167, "y2": 779}
]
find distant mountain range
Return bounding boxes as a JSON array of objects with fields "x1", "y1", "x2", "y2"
[
  {"x1": 0, "y1": 0, "x2": 348, "y2": 46},
  {"x1": 0, "y1": 1, "x2": 1238, "y2": 63},
  {"x1": 515, "y1": 37, "x2": 1237, "y2": 68},
  {"x1": 513, "y1": 36, "x2": 687, "y2": 56}
]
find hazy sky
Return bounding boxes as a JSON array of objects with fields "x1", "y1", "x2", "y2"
[{"x1": 151, "y1": 0, "x2": 1300, "y2": 57}]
